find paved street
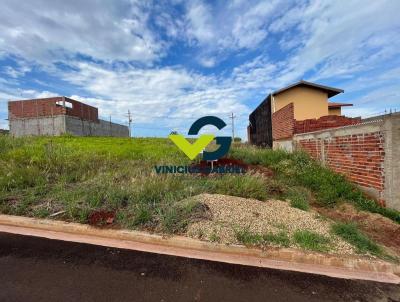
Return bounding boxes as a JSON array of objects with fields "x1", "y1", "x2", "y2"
[{"x1": 0, "y1": 232, "x2": 399, "y2": 302}]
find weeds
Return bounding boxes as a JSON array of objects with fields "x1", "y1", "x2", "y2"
[
  {"x1": 286, "y1": 187, "x2": 310, "y2": 211},
  {"x1": 235, "y1": 228, "x2": 263, "y2": 246},
  {"x1": 235, "y1": 228, "x2": 291, "y2": 248},
  {"x1": 263, "y1": 231, "x2": 291, "y2": 247},
  {"x1": 209, "y1": 231, "x2": 221, "y2": 243},
  {"x1": 331, "y1": 222, "x2": 382, "y2": 256},
  {"x1": 2, "y1": 135, "x2": 400, "y2": 243},
  {"x1": 209, "y1": 174, "x2": 268, "y2": 200},
  {"x1": 230, "y1": 146, "x2": 400, "y2": 224},
  {"x1": 293, "y1": 230, "x2": 331, "y2": 252}
]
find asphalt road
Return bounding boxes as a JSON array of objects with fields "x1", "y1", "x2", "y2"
[{"x1": 0, "y1": 233, "x2": 399, "y2": 302}]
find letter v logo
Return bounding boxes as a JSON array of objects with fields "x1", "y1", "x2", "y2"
[{"x1": 169, "y1": 134, "x2": 215, "y2": 160}]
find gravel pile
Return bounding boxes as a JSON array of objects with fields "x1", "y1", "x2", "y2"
[{"x1": 186, "y1": 193, "x2": 355, "y2": 255}]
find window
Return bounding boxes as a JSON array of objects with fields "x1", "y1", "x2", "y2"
[{"x1": 56, "y1": 100, "x2": 73, "y2": 109}]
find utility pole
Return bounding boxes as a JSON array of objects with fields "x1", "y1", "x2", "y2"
[
  {"x1": 109, "y1": 115, "x2": 112, "y2": 136},
  {"x1": 229, "y1": 112, "x2": 236, "y2": 141},
  {"x1": 127, "y1": 110, "x2": 132, "y2": 137}
]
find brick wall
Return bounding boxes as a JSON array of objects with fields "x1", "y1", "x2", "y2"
[
  {"x1": 272, "y1": 103, "x2": 294, "y2": 140},
  {"x1": 8, "y1": 97, "x2": 65, "y2": 119},
  {"x1": 64, "y1": 97, "x2": 99, "y2": 122},
  {"x1": 271, "y1": 103, "x2": 360, "y2": 141},
  {"x1": 295, "y1": 115, "x2": 361, "y2": 134},
  {"x1": 8, "y1": 97, "x2": 99, "y2": 122},
  {"x1": 295, "y1": 124, "x2": 386, "y2": 205}
]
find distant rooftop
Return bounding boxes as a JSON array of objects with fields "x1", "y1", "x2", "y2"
[
  {"x1": 328, "y1": 102, "x2": 353, "y2": 108},
  {"x1": 272, "y1": 80, "x2": 344, "y2": 98}
]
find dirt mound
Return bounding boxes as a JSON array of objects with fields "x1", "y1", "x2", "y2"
[
  {"x1": 186, "y1": 193, "x2": 354, "y2": 255},
  {"x1": 315, "y1": 203, "x2": 400, "y2": 255}
]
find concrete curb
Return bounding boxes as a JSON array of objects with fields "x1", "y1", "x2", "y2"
[{"x1": 0, "y1": 214, "x2": 399, "y2": 284}]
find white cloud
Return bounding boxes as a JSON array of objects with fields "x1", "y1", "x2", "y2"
[
  {"x1": 277, "y1": 1, "x2": 400, "y2": 82},
  {"x1": 59, "y1": 61, "x2": 250, "y2": 131},
  {"x1": 1, "y1": 0, "x2": 400, "y2": 138},
  {"x1": 183, "y1": 0, "x2": 284, "y2": 66},
  {"x1": 185, "y1": 1, "x2": 215, "y2": 45},
  {"x1": 0, "y1": 0, "x2": 164, "y2": 63}
]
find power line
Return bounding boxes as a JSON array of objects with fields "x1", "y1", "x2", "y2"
[{"x1": 130, "y1": 112, "x2": 249, "y2": 120}]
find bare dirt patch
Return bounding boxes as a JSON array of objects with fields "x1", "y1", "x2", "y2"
[
  {"x1": 189, "y1": 157, "x2": 273, "y2": 177},
  {"x1": 315, "y1": 203, "x2": 400, "y2": 255},
  {"x1": 88, "y1": 210, "x2": 115, "y2": 226},
  {"x1": 186, "y1": 193, "x2": 355, "y2": 255}
]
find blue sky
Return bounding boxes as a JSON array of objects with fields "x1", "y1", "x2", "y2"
[{"x1": 0, "y1": 0, "x2": 399, "y2": 138}]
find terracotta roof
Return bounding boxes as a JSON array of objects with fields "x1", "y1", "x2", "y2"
[
  {"x1": 272, "y1": 80, "x2": 344, "y2": 98},
  {"x1": 328, "y1": 102, "x2": 353, "y2": 108}
]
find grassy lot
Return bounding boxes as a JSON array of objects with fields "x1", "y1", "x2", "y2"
[
  {"x1": 0, "y1": 136, "x2": 269, "y2": 232},
  {"x1": 1, "y1": 135, "x2": 399, "y2": 259}
]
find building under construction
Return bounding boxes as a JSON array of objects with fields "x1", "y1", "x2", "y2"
[{"x1": 8, "y1": 97, "x2": 129, "y2": 137}]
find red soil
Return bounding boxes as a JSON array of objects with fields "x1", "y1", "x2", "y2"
[{"x1": 88, "y1": 210, "x2": 115, "y2": 226}]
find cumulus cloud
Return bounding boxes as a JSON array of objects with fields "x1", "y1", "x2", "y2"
[
  {"x1": 0, "y1": 0, "x2": 165, "y2": 63},
  {"x1": 60, "y1": 61, "x2": 250, "y2": 132},
  {"x1": 0, "y1": 0, "x2": 400, "y2": 136}
]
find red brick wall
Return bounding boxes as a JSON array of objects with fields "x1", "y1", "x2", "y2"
[
  {"x1": 297, "y1": 131, "x2": 385, "y2": 205},
  {"x1": 272, "y1": 103, "x2": 294, "y2": 140},
  {"x1": 295, "y1": 115, "x2": 361, "y2": 134},
  {"x1": 8, "y1": 97, "x2": 99, "y2": 122},
  {"x1": 8, "y1": 97, "x2": 65, "y2": 119},
  {"x1": 64, "y1": 97, "x2": 99, "y2": 122}
]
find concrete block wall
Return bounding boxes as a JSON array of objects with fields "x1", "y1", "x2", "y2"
[
  {"x1": 10, "y1": 116, "x2": 66, "y2": 137},
  {"x1": 293, "y1": 113, "x2": 400, "y2": 210},
  {"x1": 10, "y1": 115, "x2": 129, "y2": 138},
  {"x1": 65, "y1": 116, "x2": 129, "y2": 137}
]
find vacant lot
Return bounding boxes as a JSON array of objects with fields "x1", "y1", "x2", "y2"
[{"x1": 0, "y1": 135, "x2": 399, "y2": 260}]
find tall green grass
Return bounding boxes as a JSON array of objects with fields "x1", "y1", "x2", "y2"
[
  {"x1": 2, "y1": 135, "x2": 399, "y2": 231},
  {"x1": 0, "y1": 136, "x2": 270, "y2": 232}
]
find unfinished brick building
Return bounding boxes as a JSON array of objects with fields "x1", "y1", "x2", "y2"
[
  {"x1": 8, "y1": 97, "x2": 129, "y2": 137},
  {"x1": 248, "y1": 81, "x2": 400, "y2": 210}
]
